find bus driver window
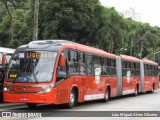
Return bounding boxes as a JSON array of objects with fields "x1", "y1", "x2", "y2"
[{"x1": 56, "y1": 52, "x2": 67, "y2": 82}]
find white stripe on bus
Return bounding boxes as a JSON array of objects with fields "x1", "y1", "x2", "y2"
[
  {"x1": 122, "y1": 89, "x2": 135, "y2": 95},
  {"x1": 84, "y1": 94, "x2": 105, "y2": 101}
]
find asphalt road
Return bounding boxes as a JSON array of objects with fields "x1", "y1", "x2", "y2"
[{"x1": 0, "y1": 89, "x2": 160, "y2": 120}]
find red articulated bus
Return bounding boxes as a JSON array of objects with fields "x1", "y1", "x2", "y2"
[
  {"x1": 120, "y1": 55, "x2": 141, "y2": 95},
  {"x1": 141, "y1": 59, "x2": 159, "y2": 92},
  {"x1": 3, "y1": 40, "x2": 159, "y2": 108},
  {"x1": 0, "y1": 47, "x2": 15, "y2": 100}
]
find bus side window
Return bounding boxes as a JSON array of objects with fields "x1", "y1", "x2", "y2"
[
  {"x1": 107, "y1": 58, "x2": 111, "y2": 75},
  {"x1": 101, "y1": 57, "x2": 108, "y2": 76},
  {"x1": 56, "y1": 52, "x2": 67, "y2": 82},
  {"x1": 93, "y1": 56, "x2": 101, "y2": 75},
  {"x1": 79, "y1": 52, "x2": 86, "y2": 75},
  {"x1": 122, "y1": 61, "x2": 126, "y2": 76},
  {"x1": 86, "y1": 54, "x2": 92, "y2": 75},
  {"x1": 93, "y1": 56, "x2": 100, "y2": 69},
  {"x1": 145, "y1": 64, "x2": 148, "y2": 76},
  {"x1": 68, "y1": 50, "x2": 79, "y2": 75},
  {"x1": 110, "y1": 59, "x2": 115, "y2": 76}
]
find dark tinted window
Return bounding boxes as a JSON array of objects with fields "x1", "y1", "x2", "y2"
[
  {"x1": 86, "y1": 54, "x2": 92, "y2": 75},
  {"x1": 79, "y1": 52, "x2": 86, "y2": 75},
  {"x1": 68, "y1": 50, "x2": 79, "y2": 75}
]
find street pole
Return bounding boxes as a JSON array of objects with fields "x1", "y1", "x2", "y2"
[
  {"x1": 132, "y1": 28, "x2": 158, "y2": 59},
  {"x1": 154, "y1": 51, "x2": 160, "y2": 61},
  {"x1": 140, "y1": 40, "x2": 144, "y2": 59}
]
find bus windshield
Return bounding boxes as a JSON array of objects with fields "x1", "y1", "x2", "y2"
[
  {"x1": 5, "y1": 54, "x2": 12, "y2": 64},
  {"x1": 6, "y1": 51, "x2": 57, "y2": 83}
]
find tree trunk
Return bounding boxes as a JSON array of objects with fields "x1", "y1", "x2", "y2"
[
  {"x1": 130, "y1": 37, "x2": 132, "y2": 56},
  {"x1": 109, "y1": 31, "x2": 114, "y2": 53},
  {"x1": 2, "y1": 0, "x2": 14, "y2": 43},
  {"x1": 33, "y1": 0, "x2": 39, "y2": 41},
  {"x1": 109, "y1": 38, "x2": 113, "y2": 53},
  {"x1": 97, "y1": 39, "x2": 103, "y2": 50}
]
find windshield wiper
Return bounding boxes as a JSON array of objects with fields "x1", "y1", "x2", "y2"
[{"x1": 32, "y1": 71, "x2": 38, "y2": 84}]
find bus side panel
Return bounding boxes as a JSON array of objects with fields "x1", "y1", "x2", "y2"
[
  {"x1": 153, "y1": 76, "x2": 159, "y2": 90},
  {"x1": 55, "y1": 76, "x2": 96, "y2": 104},
  {"x1": 144, "y1": 76, "x2": 158, "y2": 91},
  {"x1": 84, "y1": 76, "x2": 107, "y2": 101},
  {"x1": 130, "y1": 76, "x2": 140, "y2": 92},
  {"x1": 106, "y1": 77, "x2": 117, "y2": 97},
  {"x1": 144, "y1": 76, "x2": 153, "y2": 91},
  {"x1": 55, "y1": 77, "x2": 74, "y2": 104}
]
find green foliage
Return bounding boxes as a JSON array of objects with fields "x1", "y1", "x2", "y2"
[
  {"x1": 39, "y1": 0, "x2": 100, "y2": 43},
  {"x1": 0, "y1": 9, "x2": 32, "y2": 48},
  {"x1": 8, "y1": 9, "x2": 32, "y2": 48},
  {"x1": 0, "y1": 0, "x2": 160, "y2": 60}
]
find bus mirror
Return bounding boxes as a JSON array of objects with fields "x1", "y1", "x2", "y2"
[
  {"x1": 2, "y1": 55, "x2": 6, "y2": 65},
  {"x1": 59, "y1": 55, "x2": 65, "y2": 67}
]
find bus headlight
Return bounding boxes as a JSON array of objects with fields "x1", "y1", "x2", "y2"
[
  {"x1": 42, "y1": 88, "x2": 51, "y2": 93},
  {"x1": 4, "y1": 87, "x2": 8, "y2": 92},
  {"x1": 3, "y1": 87, "x2": 10, "y2": 92},
  {"x1": 45, "y1": 88, "x2": 51, "y2": 93},
  {"x1": 41, "y1": 84, "x2": 54, "y2": 93}
]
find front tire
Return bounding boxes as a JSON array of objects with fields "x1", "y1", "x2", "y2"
[
  {"x1": 102, "y1": 88, "x2": 109, "y2": 102},
  {"x1": 134, "y1": 85, "x2": 139, "y2": 96},
  {"x1": 65, "y1": 90, "x2": 77, "y2": 108}
]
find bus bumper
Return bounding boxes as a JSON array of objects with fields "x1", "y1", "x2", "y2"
[{"x1": 3, "y1": 90, "x2": 58, "y2": 104}]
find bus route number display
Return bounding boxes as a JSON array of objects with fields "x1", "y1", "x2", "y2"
[{"x1": 23, "y1": 52, "x2": 53, "y2": 59}]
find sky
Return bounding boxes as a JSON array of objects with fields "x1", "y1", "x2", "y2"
[{"x1": 99, "y1": 0, "x2": 160, "y2": 27}]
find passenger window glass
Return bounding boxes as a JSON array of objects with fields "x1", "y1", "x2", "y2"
[
  {"x1": 79, "y1": 53, "x2": 86, "y2": 75},
  {"x1": 68, "y1": 51, "x2": 79, "y2": 75},
  {"x1": 101, "y1": 58, "x2": 109, "y2": 76},
  {"x1": 86, "y1": 55, "x2": 92, "y2": 75}
]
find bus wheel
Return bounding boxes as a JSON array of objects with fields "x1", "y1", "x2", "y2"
[
  {"x1": 65, "y1": 90, "x2": 77, "y2": 108},
  {"x1": 26, "y1": 103, "x2": 37, "y2": 108},
  {"x1": 102, "y1": 87, "x2": 109, "y2": 102},
  {"x1": 134, "y1": 85, "x2": 139, "y2": 96}
]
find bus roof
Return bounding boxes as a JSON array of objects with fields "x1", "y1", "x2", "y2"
[
  {"x1": 120, "y1": 54, "x2": 140, "y2": 62},
  {"x1": 143, "y1": 59, "x2": 158, "y2": 66},
  {"x1": 0, "y1": 47, "x2": 15, "y2": 54},
  {"x1": 18, "y1": 40, "x2": 116, "y2": 59},
  {"x1": 60, "y1": 42, "x2": 116, "y2": 59},
  {"x1": 73, "y1": 43, "x2": 116, "y2": 58}
]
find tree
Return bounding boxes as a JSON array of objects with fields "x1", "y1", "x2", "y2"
[
  {"x1": 95, "y1": 7, "x2": 125, "y2": 54},
  {"x1": 33, "y1": 0, "x2": 39, "y2": 40},
  {"x1": 0, "y1": 0, "x2": 159, "y2": 60},
  {"x1": 2, "y1": 0, "x2": 14, "y2": 43},
  {"x1": 38, "y1": 0, "x2": 100, "y2": 44}
]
